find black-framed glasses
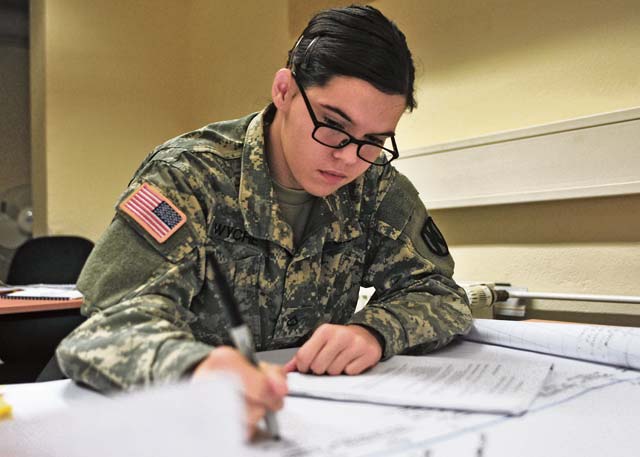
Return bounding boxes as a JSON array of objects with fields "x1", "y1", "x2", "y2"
[{"x1": 291, "y1": 71, "x2": 399, "y2": 166}]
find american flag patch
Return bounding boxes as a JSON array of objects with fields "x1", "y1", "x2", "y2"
[{"x1": 119, "y1": 183, "x2": 187, "y2": 243}]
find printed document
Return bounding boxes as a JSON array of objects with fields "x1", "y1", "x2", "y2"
[{"x1": 288, "y1": 355, "x2": 552, "y2": 415}]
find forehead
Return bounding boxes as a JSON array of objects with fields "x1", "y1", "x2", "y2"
[{"x1": 304, "y1": 75, "x2": 407, "y2": 131}]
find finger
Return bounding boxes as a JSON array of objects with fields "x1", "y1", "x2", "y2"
[
  {"x1": 246, "y1": 421, "x2": 259, "y2": 442},
  {"x1": 249, "y1": 366, "x2": 287, "y2": 411},
  {"x1": 283, "y1": 357, "x2": 298, "y2": 373},
  {"x1": 246, "y1": 402, "x2": 267, "y2": 428},
  {"x1": 326, "y1": 346, "x2": 359, "y2": 375},
  {"x1": 243, "y1": 371, "x2": 283, "y2": 411},
  {"x1": 260, "y1": 363, "x2": 289, "y2": 398},
  {"x1": 344, "y1": 355, "x2": 376, "y2": 376},
  {"x1": 309, "y1": 335, "x2": 350, "y2": 374},
  {"x1": 309, "y1": 325, "x2": 366, "y2": 374},
  {"x1": 295, "y1": 325, "x2": 332, "y2": 373},
  {"x1": 244, "y1": 400, "x2": 266, "y2": 441},
  {"x1": 246, "y1": 386, "x2": 283, "y2": 412},
  {"x1": 249, "y1": 427, "x2": 271, "y2": 443},
  {"x1": 258, "y1": 360, "x2": 286, "y2": 376}
]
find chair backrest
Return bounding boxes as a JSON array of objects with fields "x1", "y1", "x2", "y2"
[{"x1": 7, "y1": 236, "x2": 94, "y2": 285}]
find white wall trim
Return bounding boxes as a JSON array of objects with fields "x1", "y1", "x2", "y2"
[{"x1": 394, "y1": 107, "x2": 640, "y2": 209}]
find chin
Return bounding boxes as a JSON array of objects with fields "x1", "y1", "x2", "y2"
[
  {"x1": 306, "y1": 187, "x2": 335, "y2": 198},
  {"x1": 302, "y1": 181, "x2": 339, "y2": 198},
  {"x1": 299, "y1": 171, "x2": 352, "y2": 197}
]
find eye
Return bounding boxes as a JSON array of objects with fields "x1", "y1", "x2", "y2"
[
  {"x1": 367, "y1": 137, "x2": 386, "y2": 147},
  {"x1": 323, "y1": 117, "x2": 345, "y2": 130},
  {"x1": 337, "y1": 137, "x2": 350, "y2": 147}
]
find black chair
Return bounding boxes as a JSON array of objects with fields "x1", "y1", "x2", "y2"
[
  {"x1": 1, "y1": 236, "x2": 94, "y2": 383},
  {"x1": 7, "y1": 236, "x2": 94, "y2": 285}
]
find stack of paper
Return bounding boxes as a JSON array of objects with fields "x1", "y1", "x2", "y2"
[
  {"x1": 0, "y1": 284, "x2": 82, "y2": 300},
  {"x1": 288, "y1": 355, "x2": 552, "y2": 415}
]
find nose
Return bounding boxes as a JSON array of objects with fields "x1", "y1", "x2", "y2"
[{"x1": 330, "y1": 142, "x2": 360, "y2": 165}]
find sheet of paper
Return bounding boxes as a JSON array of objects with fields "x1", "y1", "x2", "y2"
[
  {"x1": 288, "y1": 355, "x2": 552, "y2": 415},
  {"x1": 250, "y1": 342, "x2": 640, "y2": 457},
  {"x1": 1, "y1": 283, "x2": 78, "y2": 291},
  {"x1": 0, "y1": 286, "x2": 22, "y2": 294},
  {"x1": 466, "y1": 318, "x2": 640, "y2": 370},
  {"x1": 0, "y1": 376, "x2": 244, "y2": 457}
]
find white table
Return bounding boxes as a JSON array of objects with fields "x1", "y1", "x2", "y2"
[{"x1": 3, "y1": 342, "x2": 640, "y2": 456}]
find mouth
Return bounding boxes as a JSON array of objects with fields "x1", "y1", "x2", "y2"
[
  {"x1": 318, "y1": 169, "x2": 347, "y2": 185},
  {"x1": 320, "y1": 170, "x2": 347, "y2": 178}
]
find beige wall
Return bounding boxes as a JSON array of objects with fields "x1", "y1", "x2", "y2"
[
  {"x1": 374, "y1": 0, "x2": 640, "y2": 323},
  {"x1": 30, "y1": 0, "x2": 46, "y2": 236},
  {"x1": 31, "y1": 0, "x2": 289, "y2": 240},
  {"x1": 184, "y1": 1, "x2": 290, "y2": 125},
  {"x1": 0, "y1": 20, "x2": 30, "y2": 280},
  {"x1": 288, "y1": 0, "x2": 362, "y2": 36},
  {"x1": 32, "y1": 1, "x2": 640, "y2": 322},
  {"x1": 0, "y1": 44, "x2": 30, "y2": 196},
  {"x1": 376, "y1": 0, "x2": 640, "y2": 147}
]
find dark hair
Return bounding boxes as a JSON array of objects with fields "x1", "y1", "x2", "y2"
[{"x1": 287, "y1": 5, "x2": 416, "y2": 111}]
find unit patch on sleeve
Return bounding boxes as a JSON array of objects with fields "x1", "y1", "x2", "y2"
[
  {"x1": 421, "y1": 216, "x2": 449, "y2": 257},
  {"x1": 119, "y1": 183, "x2": 187, "y2": 243}
]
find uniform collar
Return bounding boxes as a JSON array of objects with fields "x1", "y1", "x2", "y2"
[{"x1": 239, "y1": 106, "x2": 362, "y2": 253}]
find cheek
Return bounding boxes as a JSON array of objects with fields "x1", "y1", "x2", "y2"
[
  {"x1": 350, "y1": 161, "x2": 372, "y2": 179},
  {"x1": 296, "y1": 141, "x2": 324, "y2": 166},
  {"x1": 284, "y1": 131, "x2": 311, "y2": 164}
]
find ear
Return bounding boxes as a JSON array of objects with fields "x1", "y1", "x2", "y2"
[{"x1": 271, "y1": 68, "x2": 294, "y2": 110}]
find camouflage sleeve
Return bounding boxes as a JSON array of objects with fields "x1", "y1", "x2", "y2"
[
  {"x1": 348, "y1": 171, "x2": 472, "y2": 359},
  {"x1": 56, "y1": 152, "x2": 214, "y2": 392}
]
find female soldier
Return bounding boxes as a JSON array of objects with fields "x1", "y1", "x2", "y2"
[{"x1": 57, "y1": 5, "x2": 472, "y2": 438}]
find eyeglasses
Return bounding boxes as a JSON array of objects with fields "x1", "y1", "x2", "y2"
[{"x1": 291, "y1": 71, "x2": 399, "y2": 166}]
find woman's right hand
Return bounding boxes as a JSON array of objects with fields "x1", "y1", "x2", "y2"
[{"x1": 192, "y1": 346, "x2": 288, "y2": 440}]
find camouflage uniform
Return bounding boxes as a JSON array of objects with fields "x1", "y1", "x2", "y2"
[{"x1": 57, "y1": 107, "x2": 472, "y2": 392}]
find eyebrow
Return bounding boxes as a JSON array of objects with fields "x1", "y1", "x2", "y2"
[
  {"x1": 321, "y1": 104, "x2": 396, "y2": 138},
  {"x1": 322, "y1": 104, "x2": 353, "y2": 124}
]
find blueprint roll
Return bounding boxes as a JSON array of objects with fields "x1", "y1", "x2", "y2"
[{"x1": 465, "y1": 319, "x2": 640, "y2": 371}]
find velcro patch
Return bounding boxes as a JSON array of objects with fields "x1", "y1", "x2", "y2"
[
  {"x1": 421, "y1": 217, "x2": 449, "y2": 257},
  {"x1": 119, "y1": 183, "x2": 187, "y2": 244}
]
